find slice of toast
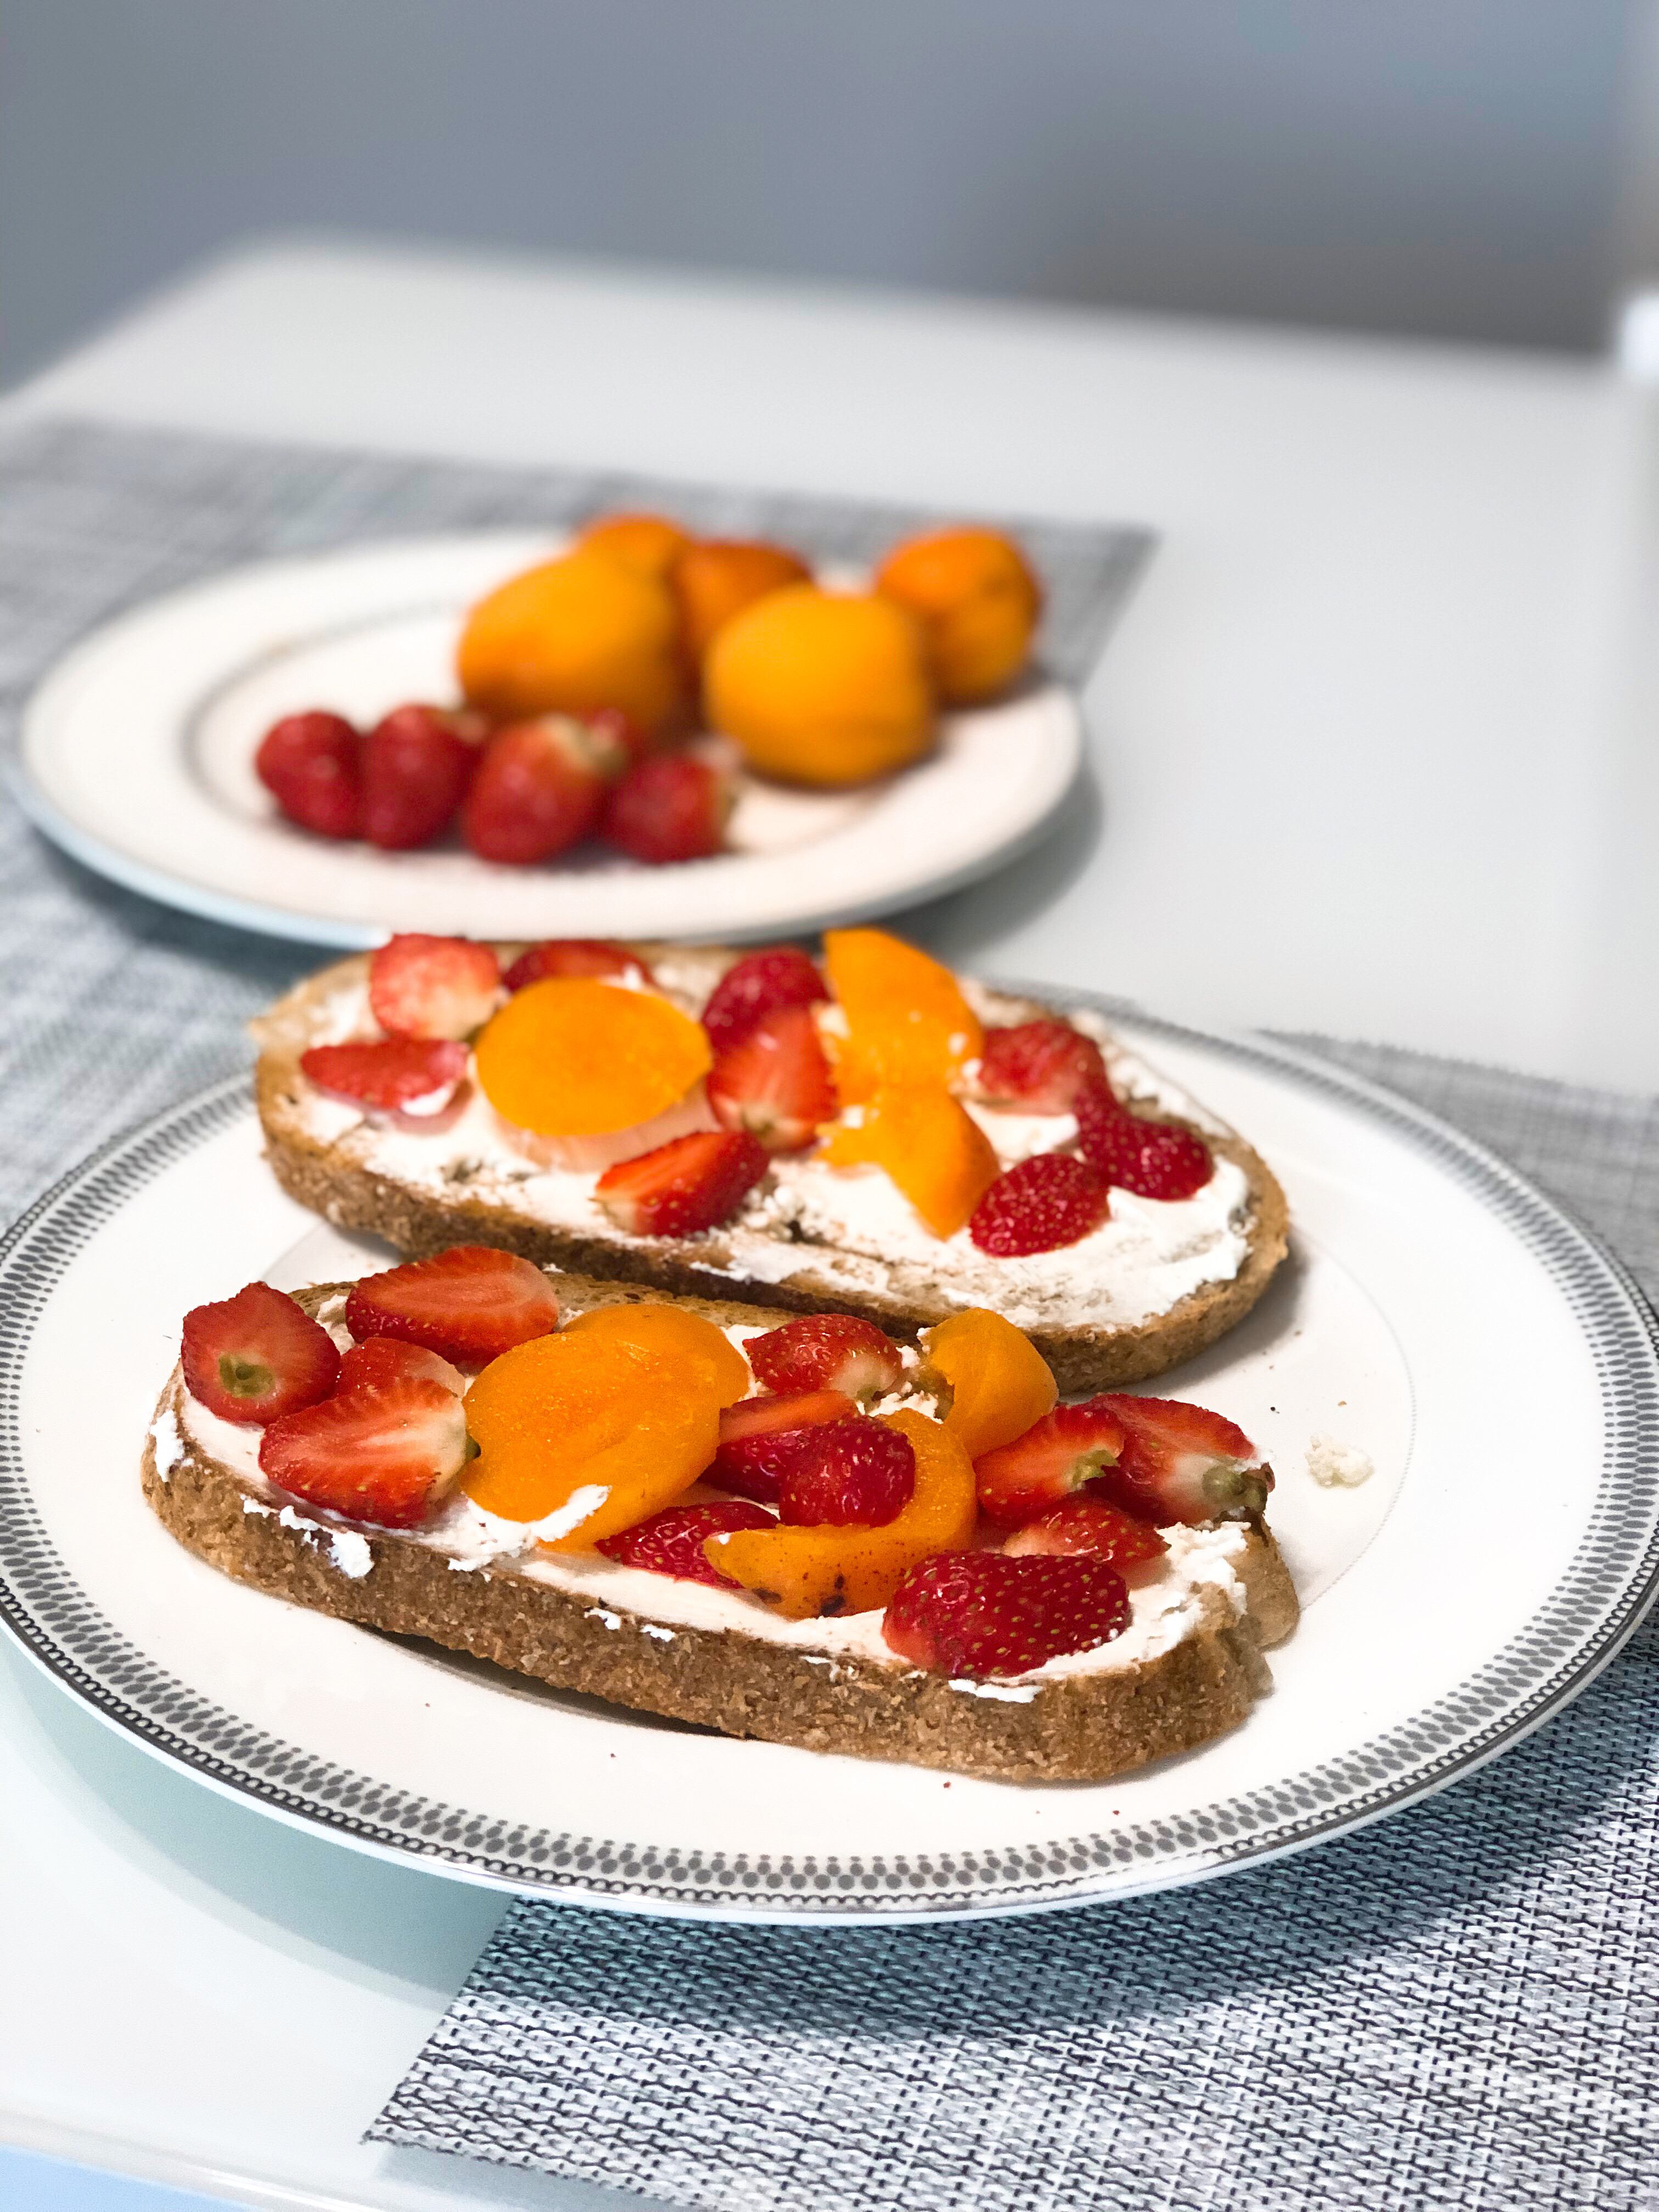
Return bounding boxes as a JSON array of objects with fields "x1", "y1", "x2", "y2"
[
  {"x1": 145, "y1": 1271, "x2": 1299, "y2": 1785},
  {"x1": 252, "y1": 945, "x2": 1288, "y2": 1396}
]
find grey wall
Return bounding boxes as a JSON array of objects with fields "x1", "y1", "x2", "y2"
[{"x1": 0, "y1": 0, "x2": 1638, "y2": 387}]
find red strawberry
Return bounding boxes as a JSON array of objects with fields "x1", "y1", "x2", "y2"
[
  {"x1": 775, "y1": 1417, "x2": 915, "y2": 1528},
  {"x1": 300, "y1": 1038, "x2": 468, "y2": 1116},
  {"x1": 1001, "y1": 1494, "x2": 1168, "y2": 1573},
  {"x1": 336, "y1": 1335, "x2": 465, "y2": 1397},
  {"x1": 968, "y1": 1153, "x2": 1109, "y2": 1257},
  {"x1": 1091, "y1": 1395, "x2": 1271, "y2": 1524},
  {"x1": 369, "y1": 934, "x2": 502, "y2": 1040},
  {"x1": 255, "y1": 711, "x2": 363, "y2": 839},
  {"x1": 362, "y1": 703, "x2": 486, "y2": 850},
  {"x1": 586, "y1": 706, "x2": 656, "y2": 769},
  {"x1": 973, "y1": 1402, "x2": 1126, "y2": 1528},
  {"x1": 978, "y1": 1021, "x2": 1108, "y2": 1113},
  {"x1": 462, "y1": 715, "x2": 623, "y2": 864},
  {"x1": 181, "y1": 1281, "x2": 341, "y2": 1427},
  {"x1": 258, "y1": 1378, "x2": 468, "y2": 1530},
  {"x1": 603, "y1": 753, "x2": 731, "y2": 864},
  {"x1": 882, "y1": 1551, "x2": 1131, "y2": 1679},
  {"x1": 707, "y1": 1004, "x2": 835, "y2": 1153},
  {"x1": 594, "y1": 1131, "x2": 768, "y2": 1237},
  {"x1": 710, "y1": 1389, "x2": 859, "y2": 1502},
  {"x1": 1074, "y1": 1084, "x2": 1213, "y2": 1200},
  {"x1": 746, "y1": 1314, "x2": 904, "y2": 1402},
  {"x1": 504, "y1": 939, "x2": 653, "y2": 991},
  {"x1": 701, "y1": 946, "x2": 827, "y2": 1054},
  {"x1": 596, "y1": 1499, "x2": 776, "y2": 1588},
  {"x1": 345, "y1": 1246, "x2": 560, "y2": 1363}
]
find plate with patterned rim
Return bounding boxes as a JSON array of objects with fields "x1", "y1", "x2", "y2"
[{"x1": 1, "y1": 990, "x2": 1656, "y2": 1921}]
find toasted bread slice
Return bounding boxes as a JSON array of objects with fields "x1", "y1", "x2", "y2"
[
  {"x1": 253, "y1": 946, "x2": 1288, "y2": 1396},
  {"x1": 145, "y1": 1272, "x2": 1298, "y2": 1785}
]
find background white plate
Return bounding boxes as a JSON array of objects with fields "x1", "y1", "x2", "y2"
[
  {"x1": 2, "y1": 995, "x2": 1656, "y2": 1921},
  {"x1": 14, "y1": 531, "x2": 1083, "y2": 946}
]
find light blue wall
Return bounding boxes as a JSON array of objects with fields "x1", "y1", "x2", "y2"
[{"x1": 0, "y1": 0, "x2": 1636, "y2": 385}]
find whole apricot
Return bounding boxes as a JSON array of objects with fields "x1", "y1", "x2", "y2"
[
  {"x1": 456, "y1": 549, "x2": 686, "y2": 731},
  {"x1": 704, "y1": 586, "x2": 935, "y2": 788},
  {"x1": 576, "y1": 511, "x2": 692, "y2": 582},
  {"x1": 874, "y1": 527, "x2": 1042, "y2": 704},
  {"x1": 674, "y1": 539, "x2": 812, "y2": 663}
]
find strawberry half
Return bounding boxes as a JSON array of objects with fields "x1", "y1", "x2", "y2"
[
  {"x1": 977, "y1": 1021, "x2": 1108, "y2": 1113},
  {"x1": 707, "y1": 1003, "x2": 835, "y2": 1153},
  {"x1": 968, "y1": 1153, "x2": 1109, "y2": 1257},
  {"x1": 255, "y1": 711, "x2": 363, "y2": 839},
  {"x1": 1001, "y1": 1494, "x2": 1168, "y2": 1575},
  {"x1": 180, "y1": 1281, "x2": 341, "y2": 1426},
  {"x1": 973, "y1": 1402, "x2": 1127, "y2": 1529},
  {"x1": 1074, "y1": 1084, "x2": 1213, "y2": 1201},
  {"x1": 299, "y1": 1038, "x2": 469, "y2": 1116},
  {"x1": 336, "y1": 1335, "x2": 466, "y2": 1396},
  {"x1": 746, "y1": 1314, "x2": 904, "y2": 1402},
  {"x1": 774, "y1": 1417, "x2": 915, "y2": 1528},
  {"x1": 504, "y1": 940, "x2": 653, "y2": 991},
  {"x1": 462, "y1": 714, "x2": 623, "y2": 864},
  {"x1": 595, "y1": 1131, "x2": 768, "y2": 1237},
  {"x1": 258, "y1": 1377, "x2": 469, "y2": 1530},
  {"x1": 345, "y1": 1246, "x2": 560, "y2": 1363},
  {"x1": 602, "y1": 753, "x2": 732, "y2": 864},
  {"x1": 1091, "y1": 1395, "x2": 1271, "y2": 1524},
  {"x1": 369, "y1": 934, "x2": 502, "y2": 1041},
  {"x1": 597, "y1": 1499, "x2": 776, "y2": 1588},
  {"x1": 709, "y1": 1388, "x2": 857, "y2": 1502},
  {"x1": 701, "y1": 947, "x2": 828, "y2": 1054},
  {"x1": 362, "y1": 703, "x2": 486, "y2": 851},
  {"x1": 882, "y1": 1551, "x2": 1131, "y2": 1679}
]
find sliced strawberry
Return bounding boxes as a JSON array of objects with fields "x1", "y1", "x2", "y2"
[
  {"x1": 503, "y1": 940, "x2": 653, "y2": 992},
  {"x1": 746, "y1": 1314, "x2": 904, "y2": 1402},
  {"x1": 258, "y1": 1377, "x2": 468, "y2": 1530},
  {"x1": 336, "y1": 1335, "x2": 466, "y2": 1397},
  {"x1": 707, "y1": 1003, "x2": 835, "y2": 1153},
  {"x1": 362, "y1": 703, "x2": 486, "y2": 850},
  {"x1": 701, "y1": 946, "x2": 828, "y2": 1054},
  {"x1": 1091, "y1": 1395, "x2": 1271, "y2": 1524},
  {"x1": 1001, "y1": 1494, "x2": 1168, "y2": 1574},
  {"x1": 775, "y1": 1417, "x2": 915, "y2": 1528},
  {"x1": 369, "y1": 934, "x2": 502, "y2": 1040},
  {"x1": 710, "y1": 1389, "x2": 859, "y2": 1502},
  {"x1": 973, "y1": 1402, "x2": 1126, "y2": 1529},
  {"x1": 180, "y1": 1281, "x2": 341, "y2": 1427},
  {"x1": 882, "y1": 1551, "x2": 1131, "y2": 1679},
  {"x1": 603, "y1": 753, "x2": 731, "y2": 864},
  {"x1": 977, "y1": 1021, "x2": 1108, "y2": 1113},
  {"x1": 255, "y1": 711, "x2": 363, "y2": 839},
  {"x1": 594, "y1": 1130, "x2": 768, "y2": 1237},
  {"x1": 300, "y1": 1038, "x2": 468, "y2": 1116},
  {"x1": 1074, "y1": 1083, "x2": 1213, "y2": 1200},
  {"x1": 596, "y1": 1499, "x2": 776, "y2": 1588},
  {"x1": 345, "y1": 1246, "x2": 560, "y2": 1363},
  {"x1": 968, "y1": 1153, "x2": 1109, "y2": 1257},
  {"x1": 462, "y1": 715, "x2": 622, "y2": 864}
]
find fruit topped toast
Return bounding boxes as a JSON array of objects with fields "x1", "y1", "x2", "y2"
[
  {"x1": 252, "y1": 930, "x2": 1288, "y2": 1394},
  {"x1": 146, "y1": 1247, "x2": 1298, "y2": 1782}
]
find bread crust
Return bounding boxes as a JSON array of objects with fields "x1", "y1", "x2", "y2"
[{"x1": 252, "y1": 950, "x2": 1289, "y2": 1395}]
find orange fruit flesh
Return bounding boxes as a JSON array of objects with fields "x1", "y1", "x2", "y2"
[
  {"x1": 922, "y1": 1310, "x2": 1058, "y2": 1460},
  {"x1": 822, "y1": 1085, "x2": 999, "y2": 1239},
  {"x1": 561, "y1": 1302, "x2": 751, "y2": 1406},
  {"x1": 473, "y1": 977, "x2": 712, "y2": 1136},
  {"x1": 706, "y1": 1409, "x2": 976, "y2": 1618},
  {"x1": 821, "y1": 928, "x2": 983, "y2": 1099}
]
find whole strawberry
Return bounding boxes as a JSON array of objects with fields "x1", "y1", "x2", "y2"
[
  {"x1": 463, "y1": 714, "x2": 623, "y2": 865},
  {"x1": 255, "y1": 710, "x2": 363, "y2": 839},
  {"x1": 603, "y1": 753, "x2": 731, "y2": 864},
  {"x1": 883, "y1": 1550, "x2": 1131, "y2": 1679},
  {"x1": 362, "y1": 703, "x2": 486, "y2": 850}
]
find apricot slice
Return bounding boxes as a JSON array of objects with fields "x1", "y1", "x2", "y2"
[
  {"x1": 562, "y1": 1302, "x2": 751, "y2": 1406},
  {"x1": 475, "y1": 977, "x2": 711, "y2": 1136},
  {"x1": 821, "y1": 1085, "x2": 999, "y2": 1240},
  {"x1": 704, "y1": 586, "x2": 934, "y2": 788},
  {"x1": 577, "y1": 512, "x2": 692, "y2": 582},
  {"x1": 875, "y1": 527, "x2": 1042, "y2": 704},
  {"x1": 463, "y1": 1330, "x2": 720, "y2": 1543},
  {"x1": 456, "y1": 548, "x2": 686, "y2": 731},
  {"x1": 922, "y1": 1310, "x2": 1058, "y2": 1460},
  {"x1": 674, "y1": 539, "x2": 812, "y2": 663},
  {"x1": 706, "y1": 1408, "x2": 975, "y2": 1618},
  {"x1": 822, "y1": 928, "x2": 983, "y2": 1100}
]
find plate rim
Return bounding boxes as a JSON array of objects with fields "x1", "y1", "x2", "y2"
[{"x1": 2, "y1": 998, "x2": 1657, "y2": 1922}]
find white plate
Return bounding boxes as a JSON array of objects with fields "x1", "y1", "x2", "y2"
[
  {"x1": 13, "y1": 531, "x2": 1083, "y2": 946},
  {"x1": 2, "y1": 996, "x2": 1656, "y2": 1921}
]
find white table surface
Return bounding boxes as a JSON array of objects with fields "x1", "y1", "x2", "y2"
[{"x1": 4, "y1": 239, "x2": 1658, "y2": 2211}]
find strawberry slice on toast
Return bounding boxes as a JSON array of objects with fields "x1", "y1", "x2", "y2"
[
  {"x1": 595, "y1": 1130, "x2": 769, "y2": 1237},
  {"x1": 1091, "y1": 1395, "x2": 1272, "y2": 1524},
  {"x1": 707, "y1": 1003, "x2": 836, "y2": 1153},
  {"x1": 299, "y1": 1038, "x2": 469, "y2": 1116},
  {"x1": 345, "y1": 1246, "x2": 560, "y2": 1364},
  {"x1": 883, "y1": 1550, "x2": 1131, "y2": 1679},
  {"x1": 259, "y1": 1377, "x2": 469, "y2": 1530},
  {"x1": 368, "y1": 935, "x2": 502, "y2": 1041},
  {"x1": 973, "y1": 1402, "x2": 1127, "y2": 1528},
  {"x1": 180, "y1": 1282, "x2": 341, "y2": 1426},
  {"x1": 746, "y1": 1314, "x2": 904, "y2": 1401},
  {"x1": 597, "y1": 1499, "x2": 776, "y2": 1588}
]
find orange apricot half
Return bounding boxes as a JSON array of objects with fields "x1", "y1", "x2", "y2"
[
  {"x1": 922, "y1": 1309, "x2": 1057, "y2": 1460},
  {"x1": 821, "y1": 1085, "x2": 999, "y2": 1240},
  {"x1": 576, "y1": 512, "x2": 693, "y2": 582},
  {"x1": 561, "y1": 1302, "x2": 751, "y2": 1406},
  {"x1": 474, "y1": 977, "x2": 712, "y2": 1136},
  {"x1": 874, "y1": 527, "x2": 1042, "y2": 704},
  {"x1": 822, "y1": 928, "x2": 983, "y2": 1101}
]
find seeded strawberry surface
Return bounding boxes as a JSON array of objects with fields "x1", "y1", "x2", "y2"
[
  {"x1": 255, "y1": 711, "x2": 364, "y2": 839},
  {"x1": 1001, "y1": 1494, "x2": 1168, "y2": 1566},
  {"x1": 774, "y1": 1417, "x2": 916, "y2": 1526},
  {"x1": 701, "y1": 946, "x2": 829, "y2": 1054},
  {"x1": 710, "y1": 1389, "x2": 857, "y2": 1500},
  {"x1": 362, "y1": 704, "x2": 482, "y2": 850},
  {"x1": 978, "y1": 1020, "x2": 1108, "y2": 1113},
  {"x1": 181, "y1": 1280, "x2": 341, "y2": 1426},
  {"x1": 595, "y1": 1130, "x2": 769, "y2": 1237},
  {"x1": 882, "y1": 1550, "x2": 1131, "y2": 1679},
  {"x1": 369, "y1": 934, "x2": 502, "y2": 1041},
  {"x1": 345, "y1": 1245, "x2": 560, "y2": 1363},
  {"x1": 300, "y1": 1037, "x2": 469, "y2": 1114},
  {"x1": 463, "y1": 716, "x2": 612, "y2": 864},
  {"x1": 1074, "y1": 1083, "x2": 1213, "y2": 1200},
  {"x1": 968, "y1": 1152, "x2": 1110, "y2": 1257},
  {"x1": 603, "y1": 753, "x2": 730, "y2": 864},
  {"x1": 746, "y1": 1313, "x2": 904, "y2": 1401},
  {"x1": 596, "y1": 1499, "x2": 776, "y2": 1587},
  {"x1": 708, "y1": 1003, "x2": 836, "y2": 1152}
]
